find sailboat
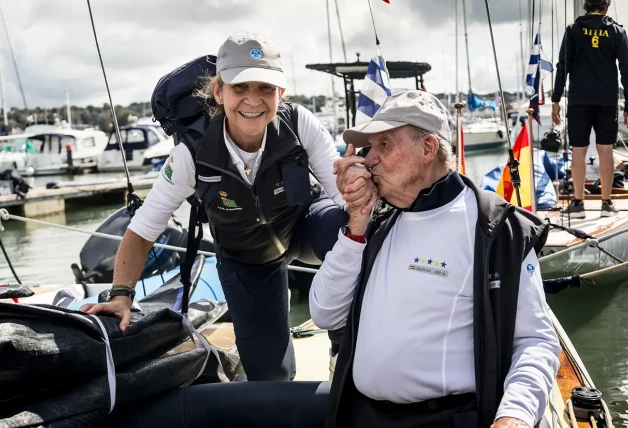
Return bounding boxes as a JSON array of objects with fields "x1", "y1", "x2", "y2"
[{"x1": 451, "y1": 0, "x2": 508, "y2": 152}]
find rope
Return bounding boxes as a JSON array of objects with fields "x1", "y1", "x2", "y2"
[
  {"x1": 0, "y1": 209, "x2": 320, "y2": 275},
  {"x1": 545, "y1": 219, "x2": 626, "y2": 264},
  {"x1": 366, "y1": 0, "x2": 381, "y2": 45},
  {"x1": 0, "y1": 237, "x2": 20, "y2": 284},
  {"x1": 85, "y1": 0, "x2": 142, "y2": 217}
]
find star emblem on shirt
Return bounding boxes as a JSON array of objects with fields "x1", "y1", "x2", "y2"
[
  {"x1": 414, "y1": 257, "x2": 419, "y2": 263},
  {"x1": 441, "y1": 261, "x2": 447, "y2": 268},
  {"x1": 427, "y1": 259, "x2": 433, "y2": 265}
]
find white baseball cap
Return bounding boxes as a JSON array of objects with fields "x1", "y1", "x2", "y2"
[{"x1": 217, "y1": 30, "x2": 287, "y2": 89}]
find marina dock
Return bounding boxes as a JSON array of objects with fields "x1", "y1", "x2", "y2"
[{"x1": 0, "y1": 175, "x2": 157, "y2": 217}]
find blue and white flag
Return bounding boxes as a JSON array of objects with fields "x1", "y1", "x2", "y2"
[
  {"x1": 526, "y1": 33, "x2": 553, "y2": 124},
  {"x1": 355, "y1": 45, "x2": 392, "y2": 125}
]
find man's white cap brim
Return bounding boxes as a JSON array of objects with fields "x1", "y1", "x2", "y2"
[
  {"x1": 220, "y1": 67, "x2": 287, "y2": 88},
  {"x1": 343, "y1": 119, "x2": 408, "y2": 148}
]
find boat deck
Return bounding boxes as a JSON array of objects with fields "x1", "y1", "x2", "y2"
[{"x1": 538, "y1": 198, "x2": 628, "y2": 250}]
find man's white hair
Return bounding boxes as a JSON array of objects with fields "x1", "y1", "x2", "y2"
[{"x1": 408, "y1": 126, "x2": 453, "y2": 169}]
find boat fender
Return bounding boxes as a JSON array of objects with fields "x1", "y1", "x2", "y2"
[{"x1": 497, "y1": 129, "x2": 504, "y2": 139}]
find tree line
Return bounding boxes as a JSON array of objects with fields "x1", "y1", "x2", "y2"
[{"x1": 3, "y1": 92, "x2": 521, "y2": 133}]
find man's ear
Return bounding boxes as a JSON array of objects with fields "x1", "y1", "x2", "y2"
[{"x1": 423, "y1": 134, "x2": 440, "y2": 161}]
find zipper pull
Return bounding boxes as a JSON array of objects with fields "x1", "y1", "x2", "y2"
[{"x1": 255, "y1": 196, "x2": 260, "y2": 207}]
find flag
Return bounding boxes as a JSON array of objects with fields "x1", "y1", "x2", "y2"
[
  {"x1": 456, "y1": 113, "x2": 466, "y2": 175},
  {"x1": 466, "y1": 91, "x2": 496, "y2": 112},
  {"x1": 382, "y1": 0, "x2": 390, "y2": 3},
  {"x1": 355, "y1": 44, "x2": 392, "y2": 125},
  {"x1": 526, "y1": 33, "x2": 553, "y2": 125},
  {"x1": 496, "y1": 123, "x2": 536, "y2": 212}
]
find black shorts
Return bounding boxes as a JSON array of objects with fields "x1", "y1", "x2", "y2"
[{"x1": 567, "y1": 105, "x2": 618, "y2": 148}]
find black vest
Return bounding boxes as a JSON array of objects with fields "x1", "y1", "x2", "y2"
[
  {"x1": 326, "y1": 173, "x2": 549, "y2": 428},
  {"x1": 193, "y1": 104, "x2": 313, "y2": 264}
]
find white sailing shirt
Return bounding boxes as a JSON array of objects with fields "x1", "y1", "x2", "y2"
[
  {"x1": 310, "y1": 186, "x2": 561, "y2": 427},
  {"x1": 128, "y1": 105, "x2": 345, "y2": 242}
]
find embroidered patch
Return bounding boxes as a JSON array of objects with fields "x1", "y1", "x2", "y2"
[
  {"x1": 162, "y1": 156, "x2": 174, "y2": 184},
  {"x1": 222, "y1": 198, "x2": 238, "y2": 208},
  {"x1": 274, "y1": 186, "x2": 284, "y2": 195},
  {"x1": 250, "y1": 49, "x2": 262, "y2": 59},
  {"x1": 408, "y1": 257, "x2": 448, "y2": 278},
  {"x1": 198, "y1": 175, "x2": 221, "y2": 183},
  {"x1": 526, "y1": 264, "x2": 535, "y2": 277}
]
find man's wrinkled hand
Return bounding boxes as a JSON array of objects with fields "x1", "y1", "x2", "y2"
[
  {"x1": 333, "y1": 143, "x2": 370, "y2": 193},
  {"x1": 490, "y1": 417, "x2": 531, "y2": 428},
  {"x1": 343, "y1": 176, "x2": 378, "y2": 215}
]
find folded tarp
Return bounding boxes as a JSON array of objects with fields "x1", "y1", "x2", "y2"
[{"x1": 0, "y1": 256, "x2": 239, "y2": 427}]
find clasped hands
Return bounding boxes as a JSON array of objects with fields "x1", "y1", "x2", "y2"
[{"x1": 333, "y1": 144, "x2": 378, "y2": 236}]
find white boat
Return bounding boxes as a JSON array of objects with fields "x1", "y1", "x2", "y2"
[
  {"x1": 19, "y1": 129, "x2": 108, "y2": 176},
  {"x1": 97, "y1": 123, "x2": 173, "y2": 172},
  {"x1": 453, "y1": 117, "x2": 508, "y2": 151}
]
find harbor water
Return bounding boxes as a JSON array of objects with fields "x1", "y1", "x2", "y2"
[{"x1": 1, "y1": 146, "x2": 628, "y2": 424}]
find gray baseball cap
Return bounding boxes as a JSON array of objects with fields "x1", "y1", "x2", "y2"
[
  {"x1": 343, "y1": 90, "x2": 453, "y2": 148},
  {"x1": 217, "y1": 30, "x2": 287, "y2": 89}
]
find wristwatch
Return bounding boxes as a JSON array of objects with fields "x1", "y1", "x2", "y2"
[
  {"x1": 341, "y1": 225, "x2": 366, "y2": 244},
  {"x1": 106, "y1": 285, "x2": 136, "y2": 302}
]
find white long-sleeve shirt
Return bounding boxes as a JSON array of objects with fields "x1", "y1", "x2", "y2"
[
  {"x1": 128, "y1": 105, "x2": 345, "y2": 242},
  {"x1": 310, "y1": 187, "x2": 561, "y2": 427}
]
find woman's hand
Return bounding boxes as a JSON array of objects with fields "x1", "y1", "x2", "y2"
[{"x1": 80, "y1": 296, "x2": 133, "y2": 332}]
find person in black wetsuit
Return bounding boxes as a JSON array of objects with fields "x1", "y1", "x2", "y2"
[{"x1": 552, "y1": 0, "x2": 628, "y2": 218}]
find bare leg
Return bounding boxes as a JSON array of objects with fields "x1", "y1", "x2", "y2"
[
  {"x1": 596, "y1": 144, "x2": 615, "y2": 201},
  {"x1": 571, "y1": 147, "x2": 588, "y2": 200}
]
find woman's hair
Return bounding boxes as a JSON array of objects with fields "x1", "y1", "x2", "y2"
[
  {"x1": 584, "y1": 0, "x2": 611, "y2": 13},
  {"x1": 194, "y1": 73, "x2": 289, "y2": 119},
  {"x1": 194, "y1": 73, "x2": 225, "y2": 118}
]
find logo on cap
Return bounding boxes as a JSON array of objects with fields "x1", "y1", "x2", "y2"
[{"x1": 250, "y1": 49, "x2": 262, "y2": 59}]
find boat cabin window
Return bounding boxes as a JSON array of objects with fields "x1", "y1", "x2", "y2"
[
  {"x1": 108, "y1": 130, "x2": 126, "y2": 145},
  {"x1": 79, "y1": 137, "x2": 96, "y2": 148},
  {"x1": 147, "y1": 129, "x2": 160, "y2": 146},
  {"x1": 127, "y1": 129, "x2": 145, "y2": 144},
  {"x1": 28, "y1": 135, "x2": 75, "y2": 154}
]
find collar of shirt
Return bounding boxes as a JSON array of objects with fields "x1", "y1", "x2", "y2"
[
  {"x1": 222, "y1": 117, "x2": 268, "y2": 169},
  {"x1": 387, "y1": 170, "x2": 466, "y2": 213}
]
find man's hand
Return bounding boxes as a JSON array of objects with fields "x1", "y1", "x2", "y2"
[
  {"x1": 623, "y1": 110, "x2": 628, "y2": 126},
  {"x1": 491, "y1": 417, "x2": 531, "y2": 428},
  {"x1": 334, "y1": 144, "x2": 376, "y2": 215},
  {"x1": 552, "y1": 103, "x2": 561, "y2": 125},
  {"x1": 80, "y1": 296, "x2": 133, "y2": 332}
]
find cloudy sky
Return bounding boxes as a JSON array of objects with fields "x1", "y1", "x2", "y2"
[{"x1": 0, "y1": 0, "x2": 626, "y2": 110}]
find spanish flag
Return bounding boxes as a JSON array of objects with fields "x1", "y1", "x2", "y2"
[{"x1": 496, "y1": 123, "x2": 536, "y2": 212}]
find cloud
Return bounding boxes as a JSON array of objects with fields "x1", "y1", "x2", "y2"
[{"x1": 0, "y1": 0, "x2": 624, "y2": 110}]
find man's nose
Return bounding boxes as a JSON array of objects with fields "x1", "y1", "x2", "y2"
[{"x1": 361, "y1": 147, "x2": 376, "y2": 169}]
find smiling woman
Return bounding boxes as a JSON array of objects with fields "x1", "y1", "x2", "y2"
[{"x1": 81, "y1": 29, "x2": 371, "y2": 388}]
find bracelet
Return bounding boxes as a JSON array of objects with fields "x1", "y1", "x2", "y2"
[{"x1": 346, "y1": 234, "x2": 366, "y2": 244}]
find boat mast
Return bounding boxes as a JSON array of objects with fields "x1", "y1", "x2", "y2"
[
  {"x1": 65, "y1": 87, "x2": 72, "y2": 128},
  {"x1": 462, "y1": 0, "x2": 473, "y2": 93},
  {"x1": 325, "y1": 0, "x2": 338, "y2": 136},
  {"x1": 334, "y1": 0, "x2": 348, "y2": 62},
  {"x1": 455, "y1": 0, "x2": 459, "y2": 103},
  {"x1": 519, "y1": 0, "x2": 525, "y2": 101},
  {"x1": 0, "y1": 4, "x2": 27, "y2": 111},
  {"x1": 0, "y1": 56, "x2": 7, "y2": 128}
]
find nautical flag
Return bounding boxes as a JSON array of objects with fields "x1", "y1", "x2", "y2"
[
  {"x1": 355, "y1": 44, "x2": 392, "y2": 125},
  {"x1": 382, "y1": 0, "x2": 390, "y2": 3},
  {"x1": 526, "y1": 33, "x2": 553, "y2": 125},
  {"x1": 496, "y1": 123, "x2": 536, "y2": 212},
  {"x1": 456, "y1": 114, "x2": 466, "y2": 175}
]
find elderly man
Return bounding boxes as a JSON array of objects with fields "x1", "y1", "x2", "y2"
[{"x1": 310, "y1": 90, "x2": 561, "y2": 428}]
